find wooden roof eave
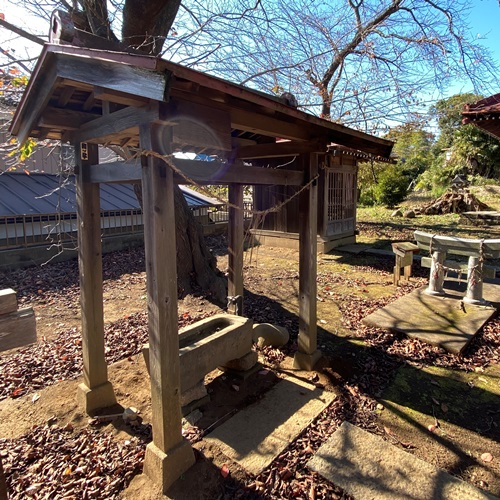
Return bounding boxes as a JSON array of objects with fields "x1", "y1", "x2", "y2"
[
  {"x1": 10, "y1": 45, "x2": 170, "y2": 144},
  {"x1": 11, "y1": 44, "x2": 393, "y2": 158}
]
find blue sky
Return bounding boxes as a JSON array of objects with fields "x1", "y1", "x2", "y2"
[{"x1": 449, "y1": 0, "x2": 500, "y2": 95}]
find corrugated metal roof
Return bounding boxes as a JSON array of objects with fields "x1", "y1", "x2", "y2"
[
  {"x1": 0, "y1": 173, "x2": 222, "y2": 216},
  {"x1": 179, "y1": 185, "x2": 223, "y2": 208}
]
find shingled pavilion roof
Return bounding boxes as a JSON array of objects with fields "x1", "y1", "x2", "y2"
[{"x1": 462, "y1": 93, "x2": 500, "y2": 140}]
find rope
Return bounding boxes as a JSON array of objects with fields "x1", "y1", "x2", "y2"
[
  {"x1": 137, "y1": 148, "x2": 319, "y2": 218},
  {"x1": 427, "y1": 234, "x2": 486, "y2": 287}
]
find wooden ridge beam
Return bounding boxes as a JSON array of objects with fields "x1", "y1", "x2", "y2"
[{"x1": 87, "y1": 158, "x2": 304, "y2": 186}]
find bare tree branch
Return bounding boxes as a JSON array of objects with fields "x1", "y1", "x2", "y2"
[{"x1": 0, "y1": 18, "x2": 45, "y2": 45}]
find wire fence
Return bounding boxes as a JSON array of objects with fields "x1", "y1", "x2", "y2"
[{"x1": 0, "y1": 202, "x2": 253, "y2": 250}]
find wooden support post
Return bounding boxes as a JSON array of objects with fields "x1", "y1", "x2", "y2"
[
  {"x1": 228, "y1": 183, "x2": 244, "y2": 314},
  {"x1": 140, "y1": 122, "x2": 194, "y2": 493},
  {"x1": 294, "y1": 153, "x2": 321, "y2": 370},
  {"x1": 75, "y1": 142, "x2": 116, "y2": 413},
  {"x1": 426, "y1": 250, "x2": 446, "y2": 296}
]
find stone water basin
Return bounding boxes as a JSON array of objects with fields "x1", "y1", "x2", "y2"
[{"x1": 143, "y1": 314, "x2": 255, "y2": 406}]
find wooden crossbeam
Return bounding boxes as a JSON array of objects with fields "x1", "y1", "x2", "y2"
[
  {"x1": 72, "y1": 105, "x2": 161, "y2": 144},
  {"x1": 39, "y1": 106, "x2": 100, "y2": 130},
  {"x1": 88, "y1": 158, "x2": 304, "y2": 186},
  {"x1": 237, "y1": 139, "x2": 327, "y2": 159}
]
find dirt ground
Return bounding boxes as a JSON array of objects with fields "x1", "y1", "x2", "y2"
[{"x1": 0, "y1": 236, "x2": 499, "y2": 499}]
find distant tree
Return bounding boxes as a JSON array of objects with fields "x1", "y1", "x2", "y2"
[
  {"x1": 417, "y1": 93, "x2": 500, "y2": 192},
  {"x1": 385, "y1": 122, "x2": 434, "y2": 179},
  {"x1": 174, "y1": 0, "x2": 499, "y2": 132},
  {"x1": 374, "y1": 164, "x2": 409, "y2": 207},
  {"x1": 430, "y1": 93, "x2": 482, "y2": 150}
]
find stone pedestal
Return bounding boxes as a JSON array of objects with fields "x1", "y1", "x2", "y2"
[
  {"x1": 293, "y1": 349, "x2": 322, "y2": 371},
  {"x1": 76, "y1": 381, "x2": 116, "y2": 414},
  {"x1": 426, "y1": 251, "x2": 446, "y2": 296},
  {"x1": 143, "y1": 440, "x2": 195, "y2": 494}
]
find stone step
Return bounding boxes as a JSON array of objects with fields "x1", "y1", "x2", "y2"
[
  {"x1": 307, "y1": 421, "x2": 497, "y2": 500},
  {"x1": 204, "y1": 375, "x2": 335, "y2": 476}
]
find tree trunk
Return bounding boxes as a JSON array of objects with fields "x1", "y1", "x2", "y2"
[
  {"x1": 173, "y1": 187, "x2": 227, "y2": 304},
  {"x1": 68, "y1": 3, "x2": 229, "y2": 305},
  {"x1": 134, "y1": 184, "x2": 227, "y2": 305}
]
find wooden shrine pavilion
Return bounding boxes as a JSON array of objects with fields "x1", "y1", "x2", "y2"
[
  {"x1": 11, "y1": 42, "x2": 392, "y2": 492},
  {"x1": 462, "y1": 93, "x2": 500, "y2": 139}
]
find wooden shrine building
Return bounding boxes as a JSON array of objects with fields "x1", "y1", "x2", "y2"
[
  {"x1": 11, "y1": 42, "x2": 393, "y2": 492},
  {"x1": 253, "y1": 145, "x2": 391, "y2": 253}
]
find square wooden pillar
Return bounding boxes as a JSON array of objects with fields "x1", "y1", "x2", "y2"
[
  {"x1": 140, "y1": 122, "x2": 195, "y2": 493},
  {"x1": 75, "y1": 142, "x2": 116, "y2": 413},
  {"x1": 294, "y1": 153, "x2": 322, "y2": 370},
  {"x1": 228, "y1": 183, "x2": 244, "y2": 314}
]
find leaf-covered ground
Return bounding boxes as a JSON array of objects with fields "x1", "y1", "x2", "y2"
[{"x1": 0, "y1": 232, "x2": 499, "y2": 499}]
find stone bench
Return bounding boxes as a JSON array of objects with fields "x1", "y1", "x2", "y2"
[
  {"x1": 414, "y1": 230, "x2": 500, "y2": 304},
  {"x1": 391, "y1": 241, "x2": 420, "y2": 285}
]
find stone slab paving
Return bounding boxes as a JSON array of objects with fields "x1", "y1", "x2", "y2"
[
  {"x1": 362, "y1": 282, "x2": 500, "y2": 355},
  {"x1": 204, "y1": 375, "x2": 335, "y2": 475},
  {"x1": 307, "y1": 421, "x2": 497, "y2": 500}
]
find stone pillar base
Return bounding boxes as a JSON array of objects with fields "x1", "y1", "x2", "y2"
[
  {"x1": 462, "y1": 296, "x2": 489, "y2": 306},
  {"x1": 143, "y1": 439, "x2": 195, "y2": 494},
  {"x1": 293, "y1": 349, "x2": 322, "y2": 371},
  {"x1": 76, "y1": 381, "x2": 116, "y2": 414}
]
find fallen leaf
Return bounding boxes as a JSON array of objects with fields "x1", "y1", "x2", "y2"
[
  {"x1": 441, "y1": 403, "x2": 449, "y2": 413},
  {"x1": 32, "y1": 393, "x2": 40, "y2": 403},
  {"x1": 432, "y1": 398, "x2": 440, "y2": 405},
  {"x1": 481, "y1": 453, "x2": 493, "y2": 463},
  {"x1": 11, "y1": 387, "x2": 24, "y2": 397},
  {"x1": 231, "y1": 384, "x2": 240, "y2": 392},
  {"x1": 221, "y1": 464, "x2": 230, "y2": 478}
]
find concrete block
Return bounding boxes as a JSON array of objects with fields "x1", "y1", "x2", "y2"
[
  {"x1": 219, "y1": 350, "x2": 258, "y2": 372},
  {"x1": 0, "y1": 288, "x2": 17, "y2": 315},
  {"x1": 308, "y1": 421, "x2": 496, "y2": 500},
  {"x1": 180, "y1": 380, "x2": 208, "y2": 407},
  {"x1": 0, "y1": 307, "x2": 36, "y2": 352}
]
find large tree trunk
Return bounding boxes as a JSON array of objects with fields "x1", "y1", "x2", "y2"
[{"x1": 173, "y1": 188, "x2": 227, "y2": 303}]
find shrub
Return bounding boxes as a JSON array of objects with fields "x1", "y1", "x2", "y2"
[
  {"x1": 374, "y1": 166, "x2": 409, "y2": 207},
  {"x1": 359, "y1": 185, "x2": 377, "y2": 206}
]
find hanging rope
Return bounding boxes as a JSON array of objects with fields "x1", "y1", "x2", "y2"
[
  {"x1": 426, "y1": 234, "x2": 486, "y2": 287},
  {"x1": 137, "y1": 148, "x2": 319, "y2": 219}
]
